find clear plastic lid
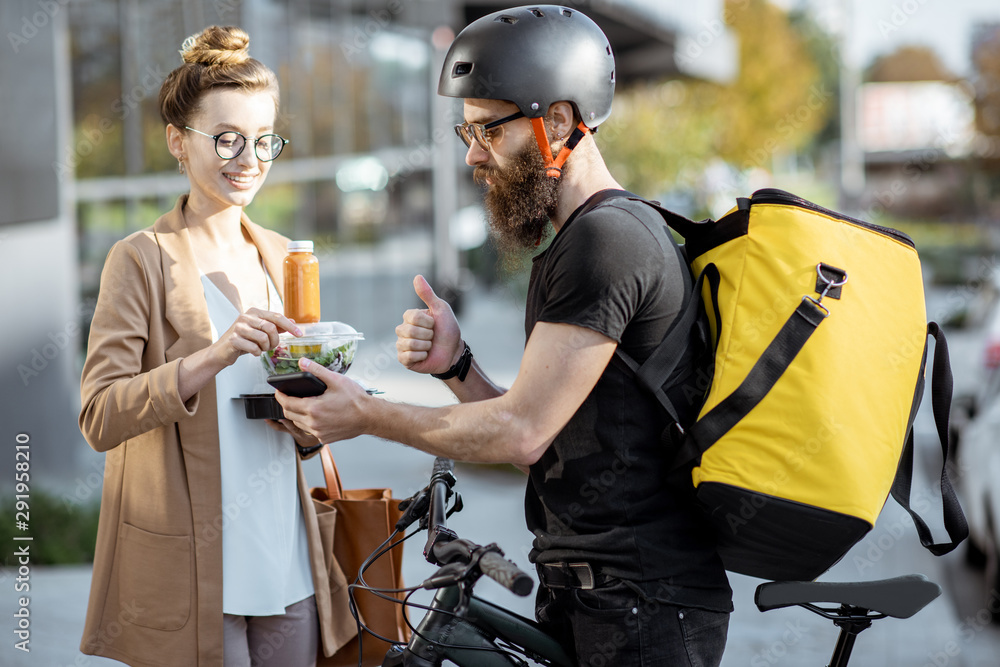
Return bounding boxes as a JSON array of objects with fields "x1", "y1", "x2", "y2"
[
  {"x1": 277, "y1": 320, "x2": 365, "y2": 344},
  {"x1": 286, "y1": 240, "x2": 314, "y2": 253}
]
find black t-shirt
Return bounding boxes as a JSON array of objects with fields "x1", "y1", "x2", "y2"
[{"x1": 524, "y1": 190, "x2": 732, "y2": 611}]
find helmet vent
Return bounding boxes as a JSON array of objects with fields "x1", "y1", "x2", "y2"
[
  {"x1": 452, "y1": 62, "x2": 473, "y2": 77},
  {"x1": 529, "y1": 8, "x2": 545, "y2": 18},
  {"x1": 495, "y1": 14, "x2": 518, "y2": 24},
  {"x1": 561, "y1": 9, "x2": 573, "y2": 17}
]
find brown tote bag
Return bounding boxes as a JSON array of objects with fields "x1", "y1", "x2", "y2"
[{"x1": 312, "y1": 445, "x2": 409, "y2": 666}]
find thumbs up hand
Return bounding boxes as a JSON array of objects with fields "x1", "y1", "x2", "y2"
[{"x1": 395, "y1": 275, "x2": 464, "y2": 375}]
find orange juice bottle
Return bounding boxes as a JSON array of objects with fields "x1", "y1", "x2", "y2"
[{"x1": 283, "y1": 241, "x2": 320, "y2": 323}]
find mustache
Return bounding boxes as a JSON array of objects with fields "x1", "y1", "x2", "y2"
[{"x1": 474, "y1": 165, "x2": 501, "y2": 187}]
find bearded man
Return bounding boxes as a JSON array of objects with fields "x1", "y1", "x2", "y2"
[{"x1": 278, "y1": 6, "x2": 732, "y2": 665}]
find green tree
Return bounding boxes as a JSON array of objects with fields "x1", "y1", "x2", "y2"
[
  {"x1": 789, "y1": 7, "x2": 842, "y2": 149},
  {"x1": 714, "y1": 0, "x2": 829, "y2": 170},
  {"x1": 598, "y1": 79, "x2": 725, "y2": 198},
  {"x1": 598, "y1": 0, "x2": 831, "y2": 200},
  {"x1": 0, "y1": 492, "x2": 100, "y2": 565}
]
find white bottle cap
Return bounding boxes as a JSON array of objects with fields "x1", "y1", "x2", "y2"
[{"x1": 287, "y1": 240, "x2": 314, "y2": 253}]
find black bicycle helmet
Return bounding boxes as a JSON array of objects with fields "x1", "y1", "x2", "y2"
[{"x1": 438, "y1": 5, "x2": 615, "y2": 129}]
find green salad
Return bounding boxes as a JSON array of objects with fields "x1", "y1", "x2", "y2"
[{"x1": 261, "y1": 338, "x2": 358, "y2": 375}]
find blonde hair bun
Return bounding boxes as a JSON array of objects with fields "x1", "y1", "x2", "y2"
[
  {"x1": 179, "y1": 26, "x2": 250, "y2": 67},
  {"x1": 159, "y1": 25, "x2": 278, "y2": 129}
]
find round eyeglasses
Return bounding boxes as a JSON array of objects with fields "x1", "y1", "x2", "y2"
[
  {"x1": 184, "y1": 126, "x2": 289, "y2": 162},
  {"x1": 454, "y1": 111, "x2": 525, "y2": 152}
]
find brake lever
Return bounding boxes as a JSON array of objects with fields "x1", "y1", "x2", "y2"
[
  {"x1": 416, "y1": 488, "x2": 463, "y2": 532},
  {"x1": 397, "y1": 469, "x2": 458, "y2": 532},
  {"x1": 395, "y1": 486, "x2": 431, "y2": 532}
]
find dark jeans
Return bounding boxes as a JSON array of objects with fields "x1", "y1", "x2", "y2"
[{"x1": 536, "y1": 577, "x2": 729, "y2": 667}]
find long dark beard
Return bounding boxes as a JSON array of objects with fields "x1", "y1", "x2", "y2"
[{"x1": 475, "y1": 141, "x2": 562, "y2": 272}]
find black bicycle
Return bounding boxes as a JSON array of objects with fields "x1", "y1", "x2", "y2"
[{"x1": 353, "y1": 458, "x2": 943, "y2": 667}]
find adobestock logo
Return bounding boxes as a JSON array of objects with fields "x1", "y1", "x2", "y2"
[
  {"x1": 52, "y1": 64, "x2": 167, "y2": 182},
  {"x1": 17, "y1": 298, "x2": 95, "y2": 386},
  {"x1": 6, "y1": 0, "x2": 71, "y2": 54},
  {"x1": 339, "y1": 0, "x2": 407, "y2": 62}
]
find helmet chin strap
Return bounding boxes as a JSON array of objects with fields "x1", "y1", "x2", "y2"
[{"x1": 530, "y1": 117, "x2": 591, "y2": 178}]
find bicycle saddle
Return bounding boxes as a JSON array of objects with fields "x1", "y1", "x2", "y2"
[{"x1": 754, "y1": 574, "x2": 941, "y2": 619}]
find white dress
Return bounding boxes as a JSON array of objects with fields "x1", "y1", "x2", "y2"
[{"x1": 200, "y1": 270, "x2": 315, "y2": 616}]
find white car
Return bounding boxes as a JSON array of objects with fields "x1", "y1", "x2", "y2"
[
  {"x1": 956, "y1": 382, "x2": 1000, "y2": 588},
  {"x1": 954, "y1": 319, "x2": 1000, "y2": 622}
]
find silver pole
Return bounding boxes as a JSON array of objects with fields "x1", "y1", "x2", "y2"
[
  {"x1": 430, "y1": 25, "x2": 459, "y2": 305},
  {"x1": 838, "y1": 0, "x2": 865, "y2": 211}
]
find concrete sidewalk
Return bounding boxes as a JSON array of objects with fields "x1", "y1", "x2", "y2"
[{"x1": 4, "y1": 284, "x2": 1000, "y2": 666}]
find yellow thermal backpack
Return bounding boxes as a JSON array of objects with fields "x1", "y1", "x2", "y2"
[{"x1": 611, "y1": 188, "x2": 968, "y2": 581}]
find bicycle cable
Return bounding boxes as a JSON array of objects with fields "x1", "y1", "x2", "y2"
[
  {"x1": 346, "y1": 527, "x2": 412, "y2": 666},
  {"x1": 348, "y1": 524, "x2": 529, "y2": 663},
  {"x1": 347, "y1": 519, "x2": 470, "y2": 655},
  {"x1": 394, "y1": 587, "x2": 528, "y2": 662},
  {"x1": 346, "y1": 461, "x2": 539, "y2": 665}
]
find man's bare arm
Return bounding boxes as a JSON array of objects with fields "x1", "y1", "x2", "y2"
[{"x1": 277, "y1": 321, "x2": 617, "y2": 466}]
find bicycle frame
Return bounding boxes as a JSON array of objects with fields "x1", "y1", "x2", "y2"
[{"x1": 384, "y1": 585, "x2": 573, "y2": 666}]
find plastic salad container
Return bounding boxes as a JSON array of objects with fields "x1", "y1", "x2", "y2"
[{"x1": 260, "y1": 321, "x2": 364, "y2": 376}]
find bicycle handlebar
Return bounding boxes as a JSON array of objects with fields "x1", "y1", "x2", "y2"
[
  {"x1": 479, "y1": 550, "x2": 534, "y2": 597},
  {"x1": 432, "y1": 456, "x2": 455, "y2": 477},
  {"x1": 419, "y1": 457, "x2": 534, "y2": 597},
  {"x1": 395, "y1": 458, "x2": 456, "y2": 533},
  {"x1": 427, "y1": 460, "x2": 453, "y2": 535}
]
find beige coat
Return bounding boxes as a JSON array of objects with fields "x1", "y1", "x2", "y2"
[{"x1": 79, "y1": 196, "x2": 356, "y2": 666}]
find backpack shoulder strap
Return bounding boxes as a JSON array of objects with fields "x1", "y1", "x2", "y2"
[
  {"x1": 573, "y1": 189, "x2": 700, "y2": 232},
  {"x1": 891, "y1": 323, "x2": 969, "y2": 555},
  {"x1": 613, "y1": 268, "x2": 709, "y2": 425},
  {"x1": 637, "y1": 198, "x2": 717, "y2": 240},
  {"x1": 607, "y1": 197, "x2": 714, "y2": 428},
  {"x1": 572, "y1": 188, "x2": 638, "y2": 220}
]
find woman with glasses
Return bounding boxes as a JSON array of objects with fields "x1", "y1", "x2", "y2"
[{"x1": 78, "y1": 26, "x2": 355, "y2": 667}]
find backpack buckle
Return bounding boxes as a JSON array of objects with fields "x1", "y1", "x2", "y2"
[
  {"x1": 802, "y1": 295, "x2": 831, "y2": 318},
  {"x1": 815, "y1": 263, "x2": 848, "y2": 301},
  {"x1": 805, "y1": 264, "x2": 849, "y2": 317}
]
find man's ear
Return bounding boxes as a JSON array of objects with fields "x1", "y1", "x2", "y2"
[{"x1": 546, "y1": 101, "x2": 577, "y2": 139}]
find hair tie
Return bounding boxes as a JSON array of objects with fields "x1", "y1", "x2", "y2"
[{"x1": 179, "y1": 35, "x2": 196, "y2": 59}]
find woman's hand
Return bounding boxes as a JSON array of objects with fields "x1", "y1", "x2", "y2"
[
  {"x1": 179, "y1": 308, "x2": 302, "y2": 402},
  {"x1": 211, "y1": 307, "x2": 302, "y2": 368},
  {"x1": 395, "y1": 275, "x2": 464, "y2": 375}
]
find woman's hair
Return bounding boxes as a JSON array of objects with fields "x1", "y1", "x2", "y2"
[{"x1": 158, "y1": 26, "x2": 279, "y2": 129}]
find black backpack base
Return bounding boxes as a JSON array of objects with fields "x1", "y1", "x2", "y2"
[{"x1": 697, "y1": 482, "x2": 873, "y2": 581}]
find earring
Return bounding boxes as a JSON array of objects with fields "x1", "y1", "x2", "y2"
[{"x1": 178, "y1": 156, "x2": 186, "y2": 174}]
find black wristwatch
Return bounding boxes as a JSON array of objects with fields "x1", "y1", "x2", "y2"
[
  {"x1": 431, "y1": 342, "x2": 473, "y2": 382},
  {"x1": 296, "y1": 442, "x2": 324, "y2": 457}
]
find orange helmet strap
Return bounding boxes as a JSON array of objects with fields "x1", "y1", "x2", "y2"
[{"x1": 530, "y1": 117, "x2": 590, "y2": 178}]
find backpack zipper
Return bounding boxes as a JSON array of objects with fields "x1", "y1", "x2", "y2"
[{"x1": 750, "y1": 188, "x2": 915, "y2": 248}]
